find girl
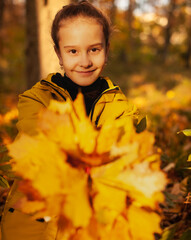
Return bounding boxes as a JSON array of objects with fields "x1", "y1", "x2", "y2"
[{"x1": 1, "y1": 1, "x2": 139, "y2": 239}]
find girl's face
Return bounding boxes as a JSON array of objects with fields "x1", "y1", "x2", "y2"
[{"x1": 56, "y1": 17, "x2": 108, "y2": 86}]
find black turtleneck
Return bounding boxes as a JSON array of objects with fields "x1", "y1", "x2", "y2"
[{"x1": 51, "y1": 73, "x2": 109, "y2": 115}]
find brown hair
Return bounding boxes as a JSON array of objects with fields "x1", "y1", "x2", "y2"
[{"x1": 51, "y1": 0, "x2": 111, "y2": 51}]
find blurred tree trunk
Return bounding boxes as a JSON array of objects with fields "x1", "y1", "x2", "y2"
[
  {"x1": 126, "y1": 0, "x2": 135, "y2": 47},
  {"x1": 124, "y1": 0, "x2": 136, "y2": 63},
  {"x1": 108, "y1": 0, "x2": 117, "y2": 24},
  {"x1": 185, "y1": 36, "x2": 191, "y2": 68},
  {"x1": 25, "y1": 0, "x2": 69, "y2": 89},
  {"x1": 26, "y1": 0, "x2": 40, "y2": 88},
  {"x1": 162, "y1": 0, "x2": 176, "y2": 61},
  {"x1": 0, "y1": 0, "x2": 5, "y2": 85},
  {"x1": 185, "y1": 11, "x2": 191, "y2": 68},
  {"x1": 0, "y1": 0, "x2": 5, "y2": 29}
]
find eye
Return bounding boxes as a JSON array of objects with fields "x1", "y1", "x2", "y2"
[
  {"x1": 91, "y1": 48, "x2": 100, "y2": 53},
  {"x1": 69, "y1": 49, "x2": 77, "y2": 54}
]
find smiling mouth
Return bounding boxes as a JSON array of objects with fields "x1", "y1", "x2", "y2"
[{"x1": 75, "y1": 69, "x2": 96, "y2": 74}]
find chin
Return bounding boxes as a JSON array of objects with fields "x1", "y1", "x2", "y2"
[
  {"x1": 77, "y1": 81, "x2": 95, "y2": 87},
  {"x1": 74, "y1": 77, "x2": 98, "y2": 86}
]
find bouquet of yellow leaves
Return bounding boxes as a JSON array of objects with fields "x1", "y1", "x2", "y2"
[{"x1": 8, "y1": 93, "x2": 167, "y2": 240}]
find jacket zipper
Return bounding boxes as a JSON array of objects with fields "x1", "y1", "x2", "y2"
[{"x1": 89, "y1": 86, "x2": 119, "y2": 121}]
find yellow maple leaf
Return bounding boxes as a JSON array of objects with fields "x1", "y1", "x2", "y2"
[
  {"x1": 48, "y1": 99, "x2": 72, "y2": 114},
  {"x1": 41, "y1": 94, "x2": 137, "y2": 166},
  {"x1": 39, "y1": 100, "x2": 79, "y2": 155},
  {"x1": 39, "y1": 109, "x2": 77, "y2": 153},
  {"x1": 134, "y1": 130, "x2": 155, "y2": 162},
  {"x1": 91, "y1": 156, "x2": 166, "y2": 209},
  {"x1": 126, "y1": 205, "x2": 162, "y2": 240},
  {"x1": 61, "y1": 168, "x2": 92, "y2": 228},
  {"x1": 9, "y1": 133, "x2": 92, "y2": 227},
  {"x1": 105, "y1": 215, "x2": 131, "y2": 240},
  {"x1": 114, "y1": 116, "x2": 135, "y2": 146},
  {"x1": 9, "y1": 134, "x2": 69, "y2": 197},
  {"x1": 40, "y1": 161, "x2": 92, "y2": 227},
  {"x1": 116, "y1": 161, "x2": 166, "y2": 208},
  {"x1": 92, "y1": 180, "x2": 126, "y2": 225},
  {"x1": 71, "y1": 93, "x2": 98, "y2": 154},
  {"x1": 8, "y1": 92, "x2": 167, "y2": 239},
  {"x1": 74, "y1": 119, "x2": 98, "y2": 154},
  {"x1": 72, "y1": 92, "x2": 87, "y2": 121},
  {"x1": 15, "y1": 196, "x2": 45, "y2": 215},
  {"x1": 96, "y1": 119, "x2": 120, "y2": 154},
  {"x1": 69, "y1": 228, "x2": 94, "y2": 240}
]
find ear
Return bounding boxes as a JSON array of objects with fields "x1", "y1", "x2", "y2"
[{"x1": 54, "y1": 46, "x2": 63, "y2": 67}]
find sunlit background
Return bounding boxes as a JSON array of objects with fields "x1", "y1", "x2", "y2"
[{"x1": 1, "y1": 0, "x2": 191, "y2": 95}]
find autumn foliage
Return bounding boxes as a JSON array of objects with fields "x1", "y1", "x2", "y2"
[{"x1": 7, "y1": 93, "x2": 167, "y2": 240}]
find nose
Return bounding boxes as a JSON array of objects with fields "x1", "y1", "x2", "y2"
[{"x1": 79, "y1": 53, "x2": 92, "y2": 68}]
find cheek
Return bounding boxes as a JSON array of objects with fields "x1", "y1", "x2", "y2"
[
  {"x1": 62, "y1": 57, "x2": 77, "y2": 69},
  {"x1": 94, "y1": 53, "x2": 106, "y2": 67}
]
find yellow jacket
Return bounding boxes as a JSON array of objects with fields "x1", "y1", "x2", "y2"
[{"x1": 1, "y1": 73, "x2": 139, "y2": 240}]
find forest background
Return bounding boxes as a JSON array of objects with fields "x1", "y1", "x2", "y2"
[{"x1": 0, "y1": 0, "x2": 191, "y2": 239}]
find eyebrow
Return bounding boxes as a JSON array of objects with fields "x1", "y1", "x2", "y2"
[{"x1": 63, "y1": 43, "x2": 103, "y2": 49}]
